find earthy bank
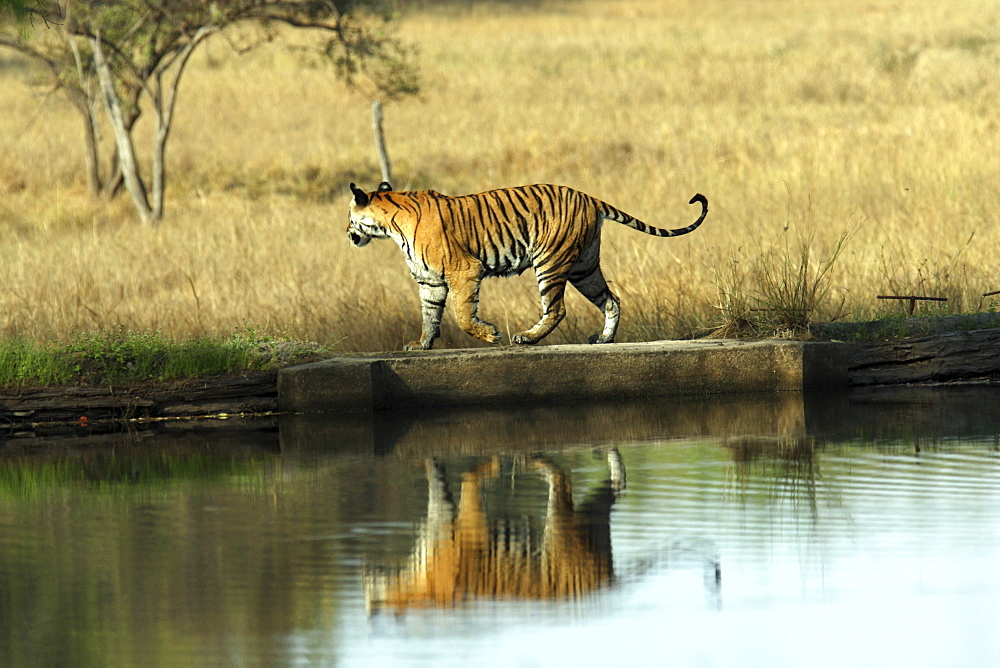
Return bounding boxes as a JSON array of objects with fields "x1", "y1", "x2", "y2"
[{"x1": 3, "y1": 316, "x2": 1000, "y2": 427}]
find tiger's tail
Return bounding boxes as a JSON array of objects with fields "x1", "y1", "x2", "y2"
[{"x1": 602, "y1": 194, "x2": 708, "y2": 238}]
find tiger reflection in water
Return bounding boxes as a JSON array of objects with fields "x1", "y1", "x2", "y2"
[{"x1": 364, "y1": 449, "x2": 626, "y2": 613}]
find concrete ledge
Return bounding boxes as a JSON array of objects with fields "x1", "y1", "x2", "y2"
[{"x1": 277, "y1": 339, "x2": 851, "y2": 413}]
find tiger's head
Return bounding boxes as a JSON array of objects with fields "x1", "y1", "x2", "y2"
[{"x1": 347, "y1": 182, "x2": 394, "y2": 247}]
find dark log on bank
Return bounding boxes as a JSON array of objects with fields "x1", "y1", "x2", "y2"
[
  {"x1": 843, "y1": 327, "x2": 1000, "y2": 386},
  {"x1": 1, "y1": 371, "x2": 278, "y2": 426}
]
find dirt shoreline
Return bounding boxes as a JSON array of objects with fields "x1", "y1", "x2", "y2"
[{"x1": 4, "y1": 317, "x2": 1000, "y2": 429}]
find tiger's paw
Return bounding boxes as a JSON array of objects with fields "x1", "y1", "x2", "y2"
[
  {"x1": 588, "y1": 334, "x2": 614, "y2": 344},
  {"x1": 471, "y1": 324, "x2": 500, "y2": 345},
  {"x1": 511, "y1": 332, "x2": 539, "y2": 345},
  {"x1": 404, "y1": 341, "x2": 429, "y2": 351}
]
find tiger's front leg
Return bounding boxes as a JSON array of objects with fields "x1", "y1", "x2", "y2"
[
  {"x1": 448, "y1": 270, "x2": 501, "y2": 345},
  {"x1": 406, "y1": 279, "x2": 448, "y2": 350}
]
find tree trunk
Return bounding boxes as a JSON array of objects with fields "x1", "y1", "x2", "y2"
[
  {"x1": 101, "y1": 160, "x2": 124, "y2": 201},
  {"x1": 65, "y1": 27, "x2": 102, "y2": 197},
  {"x1": 151, "y1": 71, "x2": 166, "y2": 220},
  {"x1": 149, "y1": 25, "x2": 216, "y2": 221},
  {"x1": 372, "y1": 100, "x2": 392, "y2": 184},
  {"x1": 70, "y1": 95, "x2": 102, "y2": 197},
  {"x1": 91, "y1": 32, "x2": 155, "y2": 223}
]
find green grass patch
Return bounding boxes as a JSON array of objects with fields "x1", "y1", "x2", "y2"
[
  {"x1": 0, "y1": 338, "x2": 75, "y2": 386},
  {"x1": 0, "y1": 330, "x2": 325, "y2": 388}
]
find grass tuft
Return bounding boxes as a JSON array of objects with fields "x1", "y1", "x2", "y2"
[{"x1": 713, "y1": 223, "x2": 856, "y2": 338}]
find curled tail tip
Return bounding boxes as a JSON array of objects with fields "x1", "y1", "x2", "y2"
[{"x1": 689, "y1": 193, "x2": 708, "y2": 208}]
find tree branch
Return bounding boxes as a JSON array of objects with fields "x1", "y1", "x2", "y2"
[{"x1": 150, "y1": 23, "x2": 217, "y2": 219}]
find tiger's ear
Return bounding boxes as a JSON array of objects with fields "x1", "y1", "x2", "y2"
[
  {"x1": 377, "y1": 181, "x2": 393, "y2": 192},
  {"x1": 350, "y1": 183, "x2": 369, "y2": 207}
]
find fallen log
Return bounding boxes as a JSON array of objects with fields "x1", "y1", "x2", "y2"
[
  {"x1": 845, "y1": 327, "x2": 1000, "y2": 385},
  {"x1": 1, "y1": 371, "x2": 278, "y2": 425}
]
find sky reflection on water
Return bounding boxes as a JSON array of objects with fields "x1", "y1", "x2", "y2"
[{"x1": 1, "y1": 386, "x2": 999, "y2": 667}]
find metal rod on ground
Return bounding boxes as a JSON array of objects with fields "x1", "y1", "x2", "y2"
[
  {"x1": 877, "y1": 295, "x2": 947, "y2": 316},
  {"x1": 372, "y1": 100, "x2": 392, "y2": 185},
  {"x1": 981, "y1": 290, "x2": 1000, "y2": 311}
]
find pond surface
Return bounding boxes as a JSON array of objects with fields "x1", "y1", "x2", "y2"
[{"x1": 2, "y1": 387, "x2": 999, "y2": 667}]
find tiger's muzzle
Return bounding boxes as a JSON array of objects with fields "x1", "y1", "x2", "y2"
[{"x1": 348, "y1": 230, "x2": 371, "y2": 247}]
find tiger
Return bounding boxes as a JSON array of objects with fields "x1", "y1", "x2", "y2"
[
  {"x1": 363, "y1": 451, "x2": 625, "y2": 613},
  {"x1": 347, "y1": 182, "x2": 708, "y2": 350}
]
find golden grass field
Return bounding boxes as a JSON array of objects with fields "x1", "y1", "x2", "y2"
[{"x1": 1, "y1": 0, "x2": 998, "y2": 352}]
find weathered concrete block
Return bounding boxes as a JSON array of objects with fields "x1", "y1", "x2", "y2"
[
  {"x1": 277, "y1": 339, "x2": 851, "y2": 413},
  {"x1": 276, "y1": 357, "x2": 375, "y2": 413}
]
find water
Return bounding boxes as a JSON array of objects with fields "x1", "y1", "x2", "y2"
[{"x1": 2, "y1": 387, "x2": 999, "y2": 667}]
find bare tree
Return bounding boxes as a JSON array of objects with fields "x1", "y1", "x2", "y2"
[{"x1": 0, "y1": 1, "x2": 419, "y2": 223}]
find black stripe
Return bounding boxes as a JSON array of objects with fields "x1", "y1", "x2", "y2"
[
  {"x1": 488, "y1": 194, "x2": 511, "y2": 254},
  {"x1": 508, "y1": 187, "x2": 532, "y2": 214},
  {"x1": 524, "y1": 184, "x2": 546, "y2": 211},
  {"x1": 569, "y1": 261, "x2": 600, "y2": 282},
  {"x1": 433, "y1": 196, "x2": 448, "y2": 238},
  {"x1": 492, "y1": 190, "x2": 515, "y2": 224}
]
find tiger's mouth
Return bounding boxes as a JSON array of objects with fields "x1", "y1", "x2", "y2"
[{"x1": 349, "y1": 230, "x2": 371, "y2": 247}]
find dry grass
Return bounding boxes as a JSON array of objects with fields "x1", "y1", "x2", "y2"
[{"x1": 1, "y1": 0, "x2": 998, "y2": 351}]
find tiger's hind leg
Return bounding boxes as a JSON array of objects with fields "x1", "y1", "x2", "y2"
[
  {"x1": 569, "y1": 264, "x2": 620, "y2": 344},
  {"x1": 512, "y1": 264, "x2": 569, "y2": 345}
]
